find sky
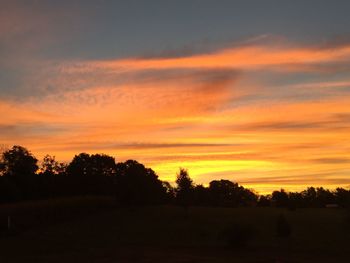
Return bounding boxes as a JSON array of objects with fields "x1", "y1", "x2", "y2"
[{"x1": 1, "y1": 0, "x2": 350, "y2": 193}]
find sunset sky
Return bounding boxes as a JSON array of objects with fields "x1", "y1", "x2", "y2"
[{"x1": 1, "y1": 0, "x2": 350, "y2": 193}]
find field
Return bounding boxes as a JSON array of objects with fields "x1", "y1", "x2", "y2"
[{"x1": 1, "y1": 198, "x2": 350, "y2": 262}]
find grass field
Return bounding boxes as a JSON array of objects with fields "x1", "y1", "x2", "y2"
[{"x1": 1, "y1": 198, "x2": 350, "y2": 262}]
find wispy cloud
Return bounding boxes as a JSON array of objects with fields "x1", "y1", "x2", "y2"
[
  {"x1": 68, "y1": 42, "x2": 350, "y2": 73},
  {"x1": 1, "y1": 35, "x2": 350, "y2": 192}
]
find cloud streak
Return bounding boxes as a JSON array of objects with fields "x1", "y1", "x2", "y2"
[
  {"x1": 1, "y1": 35, "x2": 350, "y2": 193},
  {"x1": 66, "y1": 42, "x2": 350, "y2": 74}
]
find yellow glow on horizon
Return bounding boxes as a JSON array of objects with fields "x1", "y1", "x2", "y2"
[{"x1": 151, "y1": 159, "x2": 283, "y2": 182}]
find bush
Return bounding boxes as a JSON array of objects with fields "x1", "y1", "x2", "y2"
[
  {"x1": 276, "y1": 214, "x2": 291, "y2": 238},
  {"x1": 342, "y1": 209, "x2": 350, "y2": 232},
  {"x1": 0, "y1": 177, "x2": 21, "y2": 203},
  {"x1": 219, "y1": 222, "x2": 256, "y2": 248}
]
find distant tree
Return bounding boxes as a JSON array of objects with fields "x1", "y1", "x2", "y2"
[
  {"x1": 240, "y1": 187, "x2": 258, "y2": 206},
  {"x1": 335, "y1": 188, "x2": 350, "y2": 208},
  {"x1": 36, "y1": 155, "x2": 67, "y2": 198},
  {"x1": 287, "y1": 191, "x2": 303, "y2": 209},
  {"x1": 0, "y1": 144, "x2": 7, "y2": 175},
  {"x1": 271, "y1": 189, "x2": 289, "y2": 207},
  {"x1": 194, "y1": 184, "x2": 210, "y2": 205},
  {"x1": 0, "y1": 156, "x2": 4, "y2": 176},
  {"x1": 208, "y1": 179, "x2": 257, "y2": 207},
  {"x1": 0, "y1": 145, "x2": 38, "y2": 178},
  {"x1": 40, "y1": 155, "x2": 66, "y2": 176},
  {"x1": 162, "y1": 181, "x2": 175, "y2": 202},
  {"x1": 301, "y1": 187, "x2": 317, "y2": 207},
  {"x1": 90, "y1": 154, "x2": 117, "y2": 177},
  {"x1": 257, "y1": 195, "x2": 271, "y2": 207},
  {"x1": 209, "y1": 180, "x2": 237, "y2": 206},
  {"x1": 115, "y1": 160, "x2": 167, "y2": 205},
  {"x1": 0, "y1": 145, "x2": 38, "y2": 199},
  {"x1": 175, "y1": 168, "x2": 194, "y2": 207},
  {"x1": 66, "y1": 153, "x2": 91, "y2": 177},
  {"x1": 66, "y1": 153, "x2": 116, "y2": 195},
  {"x1": 67, "y1": 153, "x2": 116, "y2": 177},
  {"x1": 316, "y1": 187, "x2": 335, "y2": 207}
]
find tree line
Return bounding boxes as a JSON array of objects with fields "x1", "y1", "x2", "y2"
[{"x1": 1, "y1": 145, "x2": 350, "y2": 208}]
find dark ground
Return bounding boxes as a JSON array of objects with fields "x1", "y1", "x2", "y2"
[{"x1": 1, "y1": 198, "x2": 349, "y2": 262}]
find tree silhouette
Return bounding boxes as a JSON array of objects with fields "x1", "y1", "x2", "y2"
[
  {"x1": 66, "y1": 153, "x2": 116, "y2": 195},
  {"x1": 315, "y1": 187, "x2": 335, "y2": 207},
  {"x1": 115, "y1": 160, "x2": 167, "y2": 205},
  {"x1": 209, "y1": 180, "x2": 236, "y2": 206},
  {"x1": 66, "y1": 153, "x2": 116, "y2": 178},
  {"x1": 40, "y1": 155, "x2": 66, "y2": 177},
  {"x1": 194, "y1": 184, "x2": 210, "y2": 205},
  {"x1": 208, "y1": 180, "x2": 257, "y2": 207},
  {"x1": 0, "y1": 144, "x2": 348, "y2": 208},
  {"x1": 67, "y1": 153, "x2": 91, "y2": 177},
  {"x1": 0, "y1": 145, "x2": 38, "y2": 178},
  {"x1": 272, "y1": 189, "x2": 289, "y2": 207},
  {"x1": 257, "y1": 195, "x2": 271, "y2": 207},
  {"x1": 175, "y1": 168, "x2": 194, "y2": 207},
  {"x1": 37, "y1": 155, "x2": 67, "y2": 198},
  {"x1": 335, "y1": 188, "x2": 350, "y2": 208},
  {"x1": 301, "y1": 187, "x2": 317, "y2": 207},
  {"x1": 90, "y1": 154, "x2": 117, "y2": 177},
  {"x1": 0, "y1": 146, "x2": 38, "y2": 199},
  {"x1": 287, "y1": 192, "x2": 303, "y2": 209},
  {"x1": 162, "y1": 181, "x2": 175, "y2": 202}
]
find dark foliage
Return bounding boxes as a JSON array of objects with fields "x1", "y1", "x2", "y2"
[
  {"x1": 263, "y1": 187, "x2": 349, "y2": 209},
  {"x1": 40, "y1": 155, "x2": 66, "y2": 177},
  {"x1": 208, "y1": 180, "x2": 258, "y2": 207},
  {"x1": 66, "y1": 153, "x2": 116, "y2": 196},
  {"x1": 193, "y1": 184, "x2": 211, "y2": 205},
  {"x1": 1, "y1": 145, "x2": 350, "y2": 208},
  {"x1": 219, "y1": 222, "x2": 256, "y2": 248},
  {"x1": 1, "y1": 145, "x2": 38, "y2": 177},
  {"x1": 175, "y1": 168, "x2": 194, "y2": 207},
  {"x1": 0, "y1": 145, "x2": 38, "y2": 200},
  {"x1": 0, "y1": 176, "x2": 21, "y2": 202},
  {"x1": 335, "y1": 188, "x2": 350, "y2": 208},
  {"x1": 272, "y1": 189, "x2": 289, "y2": 207},
  {"x1": 115, "y1": 160, "x2": 169, "y2": 205},
  {"x1": 276, "y1": 214, "x2": 292, "y2": 238},
  {"x1": 257, "y1": 195, "x2": 271, "y2": 207}
]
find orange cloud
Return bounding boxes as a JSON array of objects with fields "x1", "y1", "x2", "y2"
[
  {"x1": 2, "y1": 39, "x2": 350, "y2": 194},
  {"x1": 63, "y1": 43, "x2": 350, "y2": 74}
]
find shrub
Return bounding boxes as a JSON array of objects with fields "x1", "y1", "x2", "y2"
[
  {"x1": 0, "y1": 177, "x2": 21, "y2": 203},
  {"x1": 219, "y1": 222, "x2": 256, "y2": 248},
  {"x1": 276, "y1": 214, "x2": 291, "y2": 238}
]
